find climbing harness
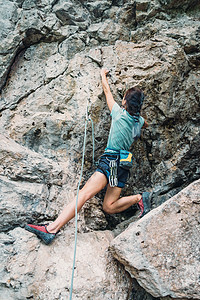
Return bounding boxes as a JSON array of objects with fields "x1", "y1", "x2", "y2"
[
  {"x1": 119, "y1": 150, "x2": 133, "y2": 170},
  {"x1": 69, "y1": 98, "x2": 95, "y2": 300},
  {"x1": 106, "y1": 157, "x2": 118, "y2": 187}
]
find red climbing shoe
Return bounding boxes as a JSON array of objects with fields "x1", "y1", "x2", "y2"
[
  {"x1": 25, "y1": 224, "x2": 57, "y2": 245},
  {"x1": 138, "y1": 192, "x2": 151, "y2": 218}
]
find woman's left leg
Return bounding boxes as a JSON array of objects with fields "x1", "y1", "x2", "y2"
[
  {"x1": 102, "y1": 185, "x2": 141, "y2": 214},
  {"x1": 47, "y1": 171, "x2": 107, "y2": 233},
  {"x1": 25, "y1": 172, "x2": 108, "y2": 244}
]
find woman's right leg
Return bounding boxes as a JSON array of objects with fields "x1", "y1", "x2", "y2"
[{"x1": 47, "y1": 171, "x2": 107, "y2": 233}]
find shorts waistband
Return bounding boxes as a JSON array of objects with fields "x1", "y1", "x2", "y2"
[{"x1": 104, "y1": 148, "x2": 120, "y2": 155}]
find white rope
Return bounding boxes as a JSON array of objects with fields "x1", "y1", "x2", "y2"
[{"x1": 69, "y1": 99, "x2": 94, "y2": 299}]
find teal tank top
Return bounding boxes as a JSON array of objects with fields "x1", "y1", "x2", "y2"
[{"x1": 106, "y1": 103, "x2": 144, "y2": 151}]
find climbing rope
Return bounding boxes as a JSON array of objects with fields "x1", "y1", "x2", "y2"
[
  {"x1": 90, "y1": 116, "x2": 95, "y2": 166},
  {"x1": 69, "y1": 99, "x2": 95, "y2": 300}
]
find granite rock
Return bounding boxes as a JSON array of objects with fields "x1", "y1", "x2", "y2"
[{"x1": 110, "y1": 180, "x2": 200, "y2": 299}]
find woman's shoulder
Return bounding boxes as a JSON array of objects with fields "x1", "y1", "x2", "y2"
[
  {"x1": 139, "y1": 116, "x2": 145, "y2": 127},
  {"x1": 111, "y1": 102, "x2": 123, "y2": 117}
]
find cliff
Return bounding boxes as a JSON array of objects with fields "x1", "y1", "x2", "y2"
[{"x1": 0, "y1": 0, "x2": 199, "y2": 299}]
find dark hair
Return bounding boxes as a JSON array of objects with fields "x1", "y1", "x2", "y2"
[{"x1": 124, "y1": 87, "x2": 144, "y2": 116}]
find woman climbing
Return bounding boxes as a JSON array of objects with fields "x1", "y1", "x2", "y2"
[{"x1": 25, "y1": 68, "x2": 151, "y2": 244}]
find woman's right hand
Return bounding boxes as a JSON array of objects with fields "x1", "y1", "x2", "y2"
[
  {"x1": 101, "y1": 68, "x2": 109, "y2": 78},
  {"x1": 100, "y1": 68, "x2": 115, "y2": 112}
]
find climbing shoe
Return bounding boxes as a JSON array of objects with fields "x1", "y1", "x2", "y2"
[
  {"x1": 25, "y1": 224, "x2": 57, "y2": 245},
  {"x1": 138, "y1": 192, "x2": 151, "y2": 218}
]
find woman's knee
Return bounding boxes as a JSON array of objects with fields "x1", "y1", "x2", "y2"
[{"x1": 103, "y1": 202, "x2": 113, "y2": 214}]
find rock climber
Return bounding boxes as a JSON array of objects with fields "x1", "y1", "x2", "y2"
[{"x1": 25, "y1": 68, "x2": 151, "y2": 244}]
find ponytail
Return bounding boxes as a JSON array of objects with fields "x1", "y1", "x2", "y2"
[
  {"x1": 123, "y1": 87, "x2": 144, "y2": 141},
  {"x1": 132, "y1": 118, "x2": 141, "y2": 141},
  {"x1": 124, "y1": 87, "x2": 144, "y2": 116}
]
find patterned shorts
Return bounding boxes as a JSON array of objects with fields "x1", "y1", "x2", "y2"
[{"x1": 96, "y1": 154, "x2": 129, "y2": 188}]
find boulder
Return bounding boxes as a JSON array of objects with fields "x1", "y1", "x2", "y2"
[
  {"x1": 0, "y1": 134, "x2": 63, "y2": 184},
  {"x1": 0, "y1": 175, "x2": 50, "y2": 232},
  {"x1": 0, "y1": 228, "x2": 132, "y2": 300},
  {"x1": 0, "y1": 134, "x2": 64, "y2": 232},
  {"x1": 110, "y1": 179, "x2": 200, "y2": 299}
]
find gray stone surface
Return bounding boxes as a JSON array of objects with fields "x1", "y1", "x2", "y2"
[
  {"x1": 0, "y1": 0, "x2": 200, "y2": 299},
  {"x1": 0, "y1": 134, "x2": 63, "y2": 184},
  {"x1": 0, "y1": 229, "x2": 132, "y2": 300},
  {"x1": 110, "y1": 180, "x2": 200, "y2": 299}
]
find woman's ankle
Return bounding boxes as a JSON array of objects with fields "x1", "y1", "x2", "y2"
[
  {"x1": 136, "y1": 194, "x2": 142, "y2": 203},
  {"x1": 46, "y1": 223, "x2": 58, "y2": 234}
]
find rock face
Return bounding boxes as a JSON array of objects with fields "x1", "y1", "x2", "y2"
[
  {"x1": 0, "y1": 134, "x2": 64, "y2": 232},
  {"x1": 0, "y1": 229, "x2": 132, "y2": 300},
  {"x1": 0, "y1": 0, "x2": 200, "y2": 299},
  {"x1": 110, "y1": 180, "x2": 200, "y2": 299}
]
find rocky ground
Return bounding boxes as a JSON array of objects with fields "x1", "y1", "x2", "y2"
[{"x1": 0, "y1": 0, "x2": 200, "y2": 299}]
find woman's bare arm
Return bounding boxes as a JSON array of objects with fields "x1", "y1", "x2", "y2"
[{"x1": 101, "y1": 68, "x2": 115, "y2": 112}]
